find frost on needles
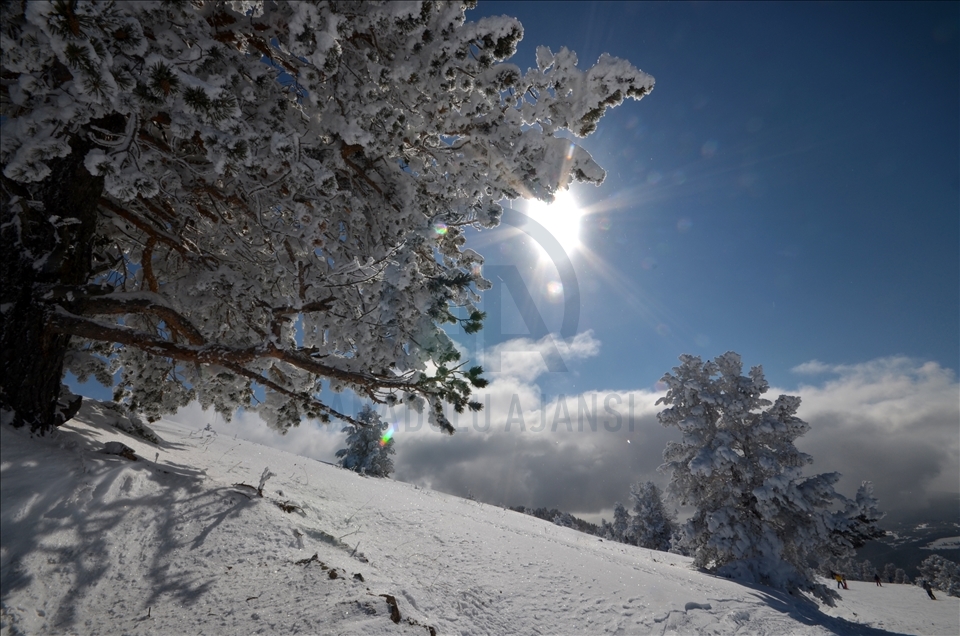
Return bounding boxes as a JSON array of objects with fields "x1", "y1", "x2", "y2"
[
  {"x1": 0, "y1": 1, "x2": 653, "y2": 433},
  {"x1": 336, "y1": 405, "x2": 395, "y2": 478},
  {"x1": 657, "y1": 352, "x2": 885, "y2": 599}
]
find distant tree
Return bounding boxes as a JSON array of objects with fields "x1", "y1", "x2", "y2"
[
  {"x1": 336, "y1": 406, "x2": 394, "y2": 477},
  {"x1": 0, "y1": 1, "x2": 654, "y2": 433},
  {"x1": 513, "y1": 505, "x2": 599, "y2": 535},
  {"x1": 657, "y1": 352, "x2": 885, "y2": 597},
  {"x1": 894, "y1": 568, "x2": 910, "y2": 585},
  {"x1": 628, "y1": 481, "x2": 676, "y2": 551},
  {"x1": 598, "y1": 518, "x2": 616, "y2": 540},
  {"x1": 668, "y1": 527, "x2": 690, "y2": 556},
  {"x1": 860, "y1": 559, "x2": 875, "y2": 581},
  {"x1": 552, "y1": 512, "x2": 575, "y2": 528},
  {"x1": 612, "y1": 502, "x2": 631, "y2": 544},
  {"x1": 882, "y1": 562, "x2": 897, "y2": 583},
  {"x1": 821, "y1": 556, "x2": 857, "y2": 580},
  {"x1": 918, "y1": 555, "x2": 960, "y2": 597}
]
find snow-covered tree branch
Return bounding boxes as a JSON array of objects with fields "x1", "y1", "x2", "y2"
[{"x1": 0, "y1": 1, "x2": 653, "y2": 432}]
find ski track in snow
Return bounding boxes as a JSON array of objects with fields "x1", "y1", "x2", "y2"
[{"x1": 2, "y1": 404, "x2": 958, "y2": 635}]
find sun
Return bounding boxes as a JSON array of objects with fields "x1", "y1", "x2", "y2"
[{"x1": 525, "y1": 190, "x2": 583, "y2": 258}]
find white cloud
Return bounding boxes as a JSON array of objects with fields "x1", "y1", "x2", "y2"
[
  {"x1": 483, "y1": 330, "x2": 602, "y2": 380},
  {"x1": 791, "y1": 360, "x2": 832, "y2": 375},
  {"x1": 787, "y1": 357, "x2": 959, "y2": 519},
  {"x1": 162, "y1": 348, "x2": 958, "y2": 525},
  {"x1": 387, "y1": 333, "x2": 671, "y2": 514}
]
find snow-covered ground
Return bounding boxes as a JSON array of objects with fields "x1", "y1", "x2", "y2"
[{"x1": 2, "y1": 403, "x2": 957, "y2": 635}]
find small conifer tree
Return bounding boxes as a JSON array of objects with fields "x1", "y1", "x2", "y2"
[
  {"x1": 612, "y1": 502, "x2": 631, "y2": 544},
  {"x1": 336, "y1": 406, "x2": 395, "y2": 478},
  {"x1": 628, "y1": 481, "x2": 677, "y2": 551}
]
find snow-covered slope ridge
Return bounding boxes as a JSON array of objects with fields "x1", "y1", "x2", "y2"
[{"x1": 2, "y1": 402, "x2": 957, "y2": 635}]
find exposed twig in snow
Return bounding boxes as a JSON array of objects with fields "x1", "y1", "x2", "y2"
[
  {"x1": 275, "y1": 500, "x2": 302, "y2": 513},
  {"x1": 257, "y1": 467, "x2": 276, "y2": 497},
  {"x1": 231, "y1": 483, "x2": 258, "y2": 498},
  {"x1": 345, "y1": 496, "x2": 374, "y2": 524},
  {"x1": 338, "y1": 527, "x2": 361, "y2": 541},
  {"x1": 217, "y1": 444, "x2": 241, "y2": 463}
]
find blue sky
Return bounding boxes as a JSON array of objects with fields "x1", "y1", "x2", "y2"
[
  {"x1": 464, "y1": 0, "x2": 959, "y2": 393},
  {"x1": 75, "y1": 2, "x2": 959, "y2": 524},
  {"x1": 387, "y1": 0, "x2": 959, "y2": 522}
]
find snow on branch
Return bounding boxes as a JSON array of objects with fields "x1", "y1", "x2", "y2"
[{"x1": 2, "y1": 0, "x2": 652, "y2": 433}]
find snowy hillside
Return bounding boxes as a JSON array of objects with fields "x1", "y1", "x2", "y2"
[{"x1": 2, "y1": 403, "x2": 957, "y2": 635}]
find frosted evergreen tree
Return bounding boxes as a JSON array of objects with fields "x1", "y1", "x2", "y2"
[
  {"x1": 0, "y1": 1, "x2": 654, "y2": 433},
  {"x1": 552, "y1": 512, "x2": 575, "y2": 528},
  {"x1": 336, "y1": 405, "x2": 394, "y2": 477},
  {"x1": 918, "y1": 555, "x2": 960, "y2": 597},
  {"x1": 894, "y1": 568, "x2": 910, "y2": 585},
  {"x1": 612, "y1": 502, "x2": 631, "y2": 544},
  {"x1": 657, "y1": 352, "x2": 884, "y2": 596},
  {"x1": 628, "y1": 481, "x2": 676, "y2": 551},
  {"x1": 598, "y1": 519, "x2": 615, "y2": 540}
]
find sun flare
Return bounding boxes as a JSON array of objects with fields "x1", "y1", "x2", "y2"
[{"x1": 525, "y1": 190, "x2": 583, "y2": 258}]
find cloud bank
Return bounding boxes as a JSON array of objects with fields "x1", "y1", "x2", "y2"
[
  {"x1": 167, "y1": 340, "x2": 958, "y2": 527},
  {"x1": 789, "y1": 357, "x2": 959, "y2": 524}
]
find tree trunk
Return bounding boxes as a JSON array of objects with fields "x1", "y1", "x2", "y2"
[{"x1": 1, "y1": 135, "x2": 104, "y2": 432}]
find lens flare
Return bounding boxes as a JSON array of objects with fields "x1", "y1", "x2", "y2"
[
  {"x1": 545, "y1": 281, "x2": 564, "y2": 301},
  {"x1": 380, "y1": 425, "x2": 395, "y2": 447},
  {"x1": 434, "y1": 222, "x2": 448, "y2": 235}
]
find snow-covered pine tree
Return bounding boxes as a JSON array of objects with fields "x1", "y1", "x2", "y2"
[
  {"x1": 612, "y1": 502, "x2": 631, "y2": 544},
  {"x1": 918, "y1": 555, "x2": 960, "y2": 597},
  {"x1": 0, "y1": 1, "x2": 654, "y2": 433},
  {"x1": 335, "y1": 405, "x2": 394, "y2": 477},
  {"x1": 598, "y1": 518, "x2": 615, "y2": 540},
  {"x1": 656, "y1": 352, "x2": 884, "y2": 596},
  {"x1": 628, "y1": 481, "x2": 676, "y2": 551},
  {"x1": 552, "y1": 512, "x2": 575, "y2": 528}
]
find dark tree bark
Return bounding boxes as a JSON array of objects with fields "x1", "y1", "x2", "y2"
[{"x1": 1, "y1": 134, "x2": 104, "y2": 432}]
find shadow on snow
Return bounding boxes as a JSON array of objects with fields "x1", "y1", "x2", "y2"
[{"x1": 0, "y1": 402, "x2": 256, "y2": 631}]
